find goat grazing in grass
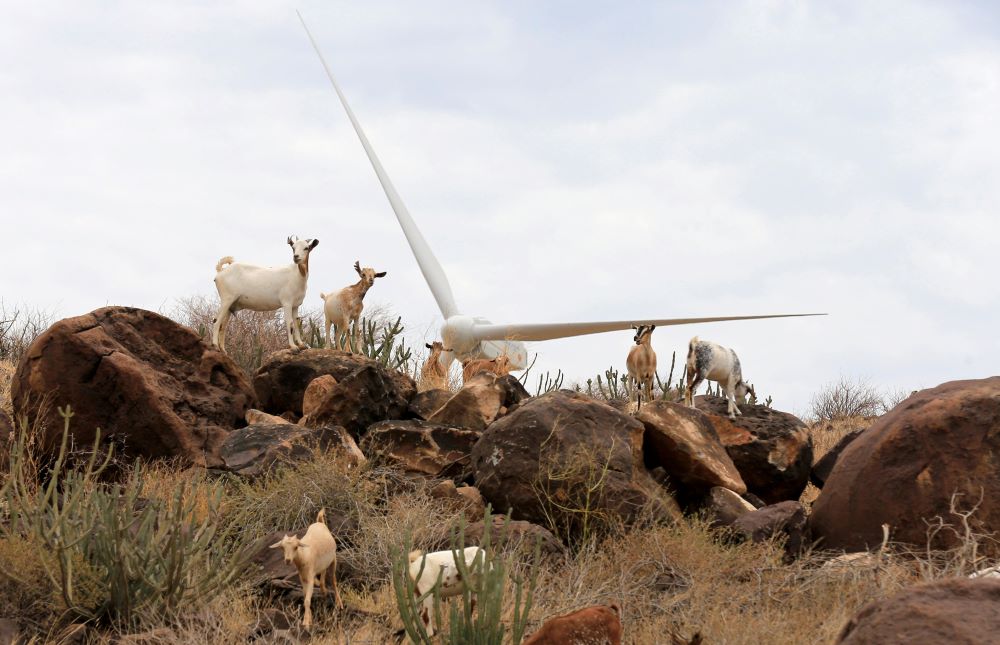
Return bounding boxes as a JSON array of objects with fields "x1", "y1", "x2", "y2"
[
  {"x1": 212, "y1": 235, "x2": 319, "y2": 352},
  {"x1": 626, "y1": 324, "x2": 657, "y2": 408},
  {"x1": 684, "y1": 336, "x2": 755, "y2": 418},
  {"x1": 408, "y1": 546, "x2": 486, "y2": 637},
  {"x1": 421, "y1": 341, "x2": 452, "y2": 390},
  {"x1": 320, "y1": 260, "x2": 386, "y2": 352},
  {"x1": 269, "y1": 508, "x2": 343, "y2": 628},
  {"x1": 522, "y1": 603, "x2": 624, "y2": 645},
  {"x1": 461, "y1": 353, "x2": 512, "y2": 385}
]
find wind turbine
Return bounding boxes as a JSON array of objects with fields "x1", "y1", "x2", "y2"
[{"x1": 298, "y1": 14, "x2": 824, "y2": 370}]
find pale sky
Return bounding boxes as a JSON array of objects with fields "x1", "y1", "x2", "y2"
[{"x1": 3, "y1": 1, "x2": 998, "y2": 415}]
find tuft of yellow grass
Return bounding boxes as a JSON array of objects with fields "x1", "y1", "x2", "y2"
[{"x1": 0, "y1": 357, "x2": 15, "y2": 416}]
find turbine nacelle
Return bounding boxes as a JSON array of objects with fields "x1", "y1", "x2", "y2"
[{"x1": 441, "y1": 315, "x2": 529, "y2": 369}]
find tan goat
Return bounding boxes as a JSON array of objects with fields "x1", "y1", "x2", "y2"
[
  {"x1": 269, "y1": 508, "x2": 343, "y2": 628},
  {"x1": 626, "y1": 324, "x2": 657, "y2": 408},
  {"x1": 320, "y1": 260, "x2": 386, "y2": 352},
  {"x1": 461, "y1": 353, "x2": 512, "y2": 384},
  {"x1": 420, "y1": 341, "x2": 452, "y2": 390}
]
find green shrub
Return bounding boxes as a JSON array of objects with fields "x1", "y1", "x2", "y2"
[{"x1": 0, "y1": 407, "x2": 252, "y2": 628}]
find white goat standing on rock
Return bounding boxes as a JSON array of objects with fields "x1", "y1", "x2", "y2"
[
  {"x1": 212, "y1": 235, "x2": 319, "y2": 351},
  {"x1": 269, "y1": 508, "x2": 344, "y2": 628},
  {"x1": 684, "y1": 336, "x2": 755, "y2": 419},
  {"x1": 626, "y1": 324, "x2": 657, "y2": 408},
  {"x1": 320, "y1": 260, "x2": 387, "y2": 351}
]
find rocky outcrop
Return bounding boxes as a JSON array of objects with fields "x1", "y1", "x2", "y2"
[
  {"x1": 408, "y1": 388, "x2": 454, "y2": 420},
  {"x1": 220, "y1": 423, "x2": 364, "y2": 477},
  {"x1": 428, "y1": 373, "x2": 530, "y2": 431},
  {"x1": 704, "y1": 486, "x2": 757, "y2": 528},
  {"x1": 253, "y1": 349, "x2": 415, "y2": 417},
  {"x1": 695, "y1": 396, "x2": 812, "y2": 504},
  {"x1": 11, "y1": 307, "x2": 254, "y2": 467},
  {"x1": 465, "y1": 514, "x2": 566, "y2": 556},
  {"x1": 300, "y1": 364, "x2": 413, "y2": 438},
  {"x1": 361, "y1": 420, "x2": 480, "y2": 478},
  {"x1": 811, "y1": 378, "x2": 1000, "y2": 553},
  {"x1": 836, "y1": 578, "x2": 1000, "y2": 645},
  {"x1": 810, "y1": 427, "x2": 865, "y2": 488},
  {"x1": 302, "y1": 374, "x2": 337, "y2": 418},
  {"x1": 732, "y1": 501, "x2": 809, "y2": 561},
  {"x1": 470, "y1": 390, "x2": 679, "y2": 536},
  {"x1": 636, "y1": 401, "x2": 746, "y2": 495}
]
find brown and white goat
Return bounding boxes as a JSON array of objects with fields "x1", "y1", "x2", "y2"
[
  {"x1": 320, "y1": 260, "x2": 386, "y2": 351},
  {"x1": 269, "y1": 508, "x2": 343, "y2": 628},
  {"x1": 626, "y1": 324, "x2": 657, "y2": 408},
  {"x1": 684, "y1": 336, "x2": 755, "y2": 418},
  {"x1": 522, "y1": 603, "x2": 623, "y2": 645},
  {"x1": 408, "y1": 546, "x2": 485, "y2": 637},
  {"x1": 461, "y1": 353, "x2": 512, "y2": 384},
  {"x1": 421, "y1": 341, "x2": 452, "y2": 390}
]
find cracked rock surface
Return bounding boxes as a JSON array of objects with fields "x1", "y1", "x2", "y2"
[{"x1": 12, "y1": 306, "x2": 255, "y2": 467}]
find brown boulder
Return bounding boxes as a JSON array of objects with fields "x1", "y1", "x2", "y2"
[
  {"x1": 810, "y1": 427, "x2": 865, "y2": 488},
  {"x1": 704, "y1": 486, "x2": 757, "y2": 527},
  {"x1": 361, "y1": 420, "x2": 480, "y2": 478},
  {"x1": 300, "y1": 364, "x2": 413, "y2": 438},
  {"x1": 836, "y1": 578, "x2": 1000, "y2": 645},
  {"x1": 253, "y1": 348, "x2": 415, "y2": 417},
  {"x1": 811, "y1": 378, "x2": 1000, "y2": 553},
  {"x1": 245, "y1": 409, "x2": 291, "y2": 425},
  {"x1": 11, "y1": 306, "x2": 254, "y2": 467},
  {"x1": 732, "y1": 500, "x2": 809, "y2": 561},
  {"x1": 302, "y1": 374, "x2": 337, "y2": 417},
  {"x1": 430, "y1": 481, "x2": 486, "y2": 522},
  {"x1": 636, "y1": 401, "x2": 747, "y2": 495},
  {"x1": 220, "y1": 423, "x2": 363, "y2": 477},
  {"x1": 470, "y1": 390, "x2": 679, "y2": 537},
  {"x1": 465, "y1": 514, "x2": 566, "y2": 556},
  {"x1": 695, "y1": 395, "x2": 812, "y2": 504},
  {"x1": 409, "y1": 388, "x2": 454, "y2": 420},
  {"x1": 428, "y1": 373, "x2": 530, "y2": 431}
]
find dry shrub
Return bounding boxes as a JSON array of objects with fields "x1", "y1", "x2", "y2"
[
  {"x1": 0, "y1": 303, "x2": 51, "y2": 364},
  {"x1": 0, "y1": 358, "x2": 15, "y2": 415},
  {"x1": 809, "y1": 377, "x2": 895, "y2": 421}
]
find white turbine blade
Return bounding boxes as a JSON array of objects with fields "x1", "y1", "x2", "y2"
[
  {"x1": 298, "y1": 12, "x2": 460, "y2": 319},
  {"x1": 472, "y1": 313, "x2": 826, "y2": 342}
]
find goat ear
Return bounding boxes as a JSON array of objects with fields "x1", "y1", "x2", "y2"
[
  {"x1": 425, "y1": 343, "x2": 433, "y2": 349},
  {"x1": 354, "y1": 260, "x2": 362, "y2": 275},
  {"x1": 375, "y1": 271, "x2": 387, "y2": 278},
  {"x1": 297, "y1": 541, "x2": 310, "y2": 549},
  {"x1": 269, "y1": 538, "x2": 284, "y2": 549},
  {"x1": 287, "y1": 236, "x2": 293, "y2": 246},
  {"x1": 649, "y1": 324, "x2": 656, "y2": 331},
  {"x1": 309, "y1": 239, "x2": 319, "y2": 249}
]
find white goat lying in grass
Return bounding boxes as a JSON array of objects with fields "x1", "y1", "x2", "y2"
[
  {"x1": 212, "y1": 235, "x2": 319, "y2": 351},
  {"x1": 270, "y1": 508, "x2": 343, "y2": 628},
  {"x1": 408, "y1": 546, "x2": 485, "y2": 637},
  {"x1": 684, "y1": 336, "x2": 755, "y2": 419}
]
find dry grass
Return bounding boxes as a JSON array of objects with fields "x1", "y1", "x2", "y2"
[{"x1": 0, "y1": 357, "x2": 14, "y2": 416}]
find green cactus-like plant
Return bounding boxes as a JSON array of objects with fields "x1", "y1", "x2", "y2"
[
  {"x1": 392, "y1": 506, "x2": 539, "y2": 645},
  {"x1": 0, "y1": 407, "x2": 252, "y2": 627}
]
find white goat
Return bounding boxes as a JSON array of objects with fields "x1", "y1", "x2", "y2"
[
  {"x1": 212, "y1": 235, "x2": 319, "y2": 351},
  {"x1": 320, "y1": 260, "x2": 386, "y2": 351},
  {"x1": 684, "y1": 336, "x2": 755, "y2": 418},
  {"x1": 626, "y1": 324, "x2": 657, "y2": 408},
  {"x1": 408, "y1": 546, "x2": 485, "y2": 637},
  {"x1": 269, "y1": 508, "x2": 343, "y2": 628}
]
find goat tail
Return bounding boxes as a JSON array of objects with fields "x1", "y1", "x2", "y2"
[
  {"x1": 215, "y1": 256, "x2": 234, "y2": 272},
  {"x1": 316, "y1": 508, "x2": 326, "y2": 525},
  {"x1": 408, "y1": 549, "x2": 424, "y2": 564}
]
